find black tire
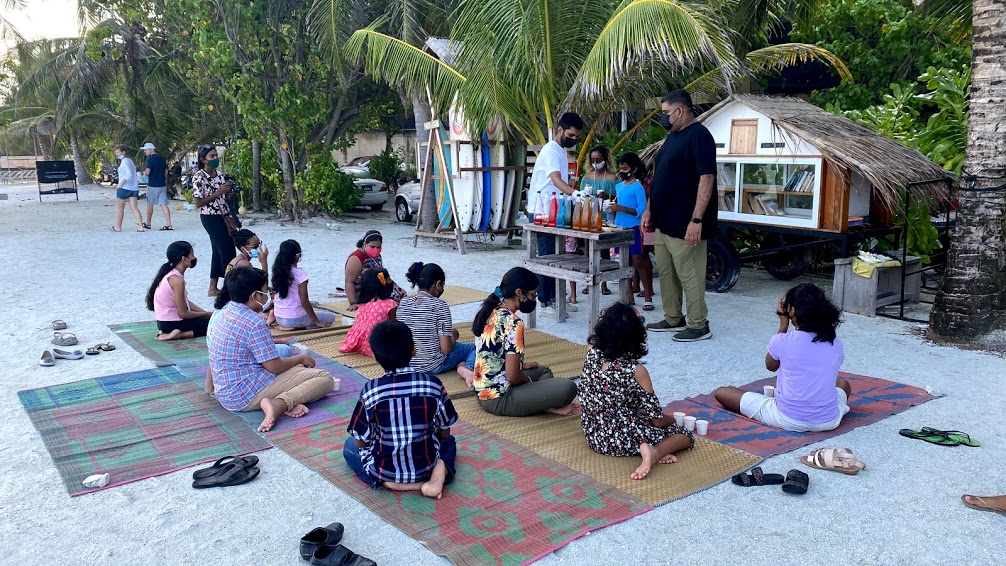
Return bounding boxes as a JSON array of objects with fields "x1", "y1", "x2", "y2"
[
  {"x1": 370, "y1": 202, "x2": 385, "y2": 212},
  {"x1": 395, "y1": 198, "x2": 412, "y2": 222},
  {"x1": 763, "y1": 248, "x2": 812, "y2": 281},
  {"x1": 706, "y1": 237, "x2": 741, "y2": 293}
]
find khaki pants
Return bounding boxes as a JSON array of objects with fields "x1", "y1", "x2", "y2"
[
  {"x1": 653, "y1": 230, "x2": 709, "y2": 328},
  {"x1": 479, "y1": 366, "x2": 577, "y2": 417},
  {"x1": 241, "y1": 366, "x2": 335, "y2": 411}
]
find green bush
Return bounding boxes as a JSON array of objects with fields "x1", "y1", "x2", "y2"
[
  {"x1": 297, "y1": 148, "x2": 361, "y2": 216},
  {"x1": 367, "y1": 149, "x2": 403, "y2": 188},
  {"x1": 225, "y1": 138, "x2": 282, "y2": 209}
]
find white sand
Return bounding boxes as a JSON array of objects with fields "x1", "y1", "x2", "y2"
[{"x1": 1, "y1": 182, "x2": 1003, "y2": 565}]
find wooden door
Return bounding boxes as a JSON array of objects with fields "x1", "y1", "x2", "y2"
[{"x1": 729, "y1": 119, "x2": 758, "y2": 154}]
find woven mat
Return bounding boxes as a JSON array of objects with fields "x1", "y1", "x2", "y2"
[
  {"x1": 664, "y1": 372, "x2": 941, "y2": 459},
  {"x1": 109, "y1": 321, "x2": 207, "y2": 367},
  {"x1": 270, "y1": 319, "x2": 347, "y2": 340},
  {"x1": 299, "y1": 324, "x2": 589, "y2": 398},
  {"x1": 270, "y1": 418, "x2": 650, "y2": 565},
  {"x1": 453, "y1": 399, "x2": 760, "y2": 506},
  {"x1": 18, "y1": 367, "x2": 271, "y2": 496},
  {"x1": 318, "y1": 285, "x2": 489, "y2": 317}
]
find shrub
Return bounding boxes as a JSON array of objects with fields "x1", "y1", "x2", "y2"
[
  {"x1": 297, "y1": 148, "x2": 361, "y2": 216},
  {"x1": 367, "y1": 149, "x2": 403, "y2": 188}
]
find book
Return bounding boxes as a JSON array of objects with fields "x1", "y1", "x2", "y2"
[
  {"x1": 848, "y1": 216, "x2": 864, "y2": 226},
  {"x1": 756, "y1": 194, "x2": 786, "y2": 216}
]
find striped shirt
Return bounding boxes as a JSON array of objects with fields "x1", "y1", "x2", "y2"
[
  {"x1": 397, "y1": 293, "x2": 453, "y2": 372},
  {"x1": 348, "y1": 367, "x2": 458, "y2": 483},
  {"x1": 207, "y1": 302, "x2": 278, "y2": 410}
]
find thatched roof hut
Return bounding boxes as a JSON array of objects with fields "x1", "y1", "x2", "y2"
[{"x1": 640, "y1": 95, "x2": 954, "y2": 211}]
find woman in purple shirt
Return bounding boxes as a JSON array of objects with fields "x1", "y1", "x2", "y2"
[{"x1": 714, "y1": 283, "x2": 852, "y2": 432}]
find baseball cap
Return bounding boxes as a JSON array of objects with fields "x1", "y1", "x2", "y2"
[{"x1": 140, "y1": 142, "x2": 156, "y2": 150}]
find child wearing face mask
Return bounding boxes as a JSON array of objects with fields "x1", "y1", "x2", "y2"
[
  {"x1": 470, "y1": 267, "x2": 579, "y2": 417},
  {"x1": 271, "y1": 239, "x2": 337, "y2": 330},
  {"x1": 227, "y1": 229, "x2": 270, "y2": 274},
  {"x1": 340, "y1": 268, "x2": 398, "y2": 357},
  {"x1": 146, "y1": 241, "x2": 213, "y2": 341},
  {"x1": 606, "y1": 152, "x2": 653, "y2": 310}
]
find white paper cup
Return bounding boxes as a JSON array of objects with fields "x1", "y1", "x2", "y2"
[
  {"x1": 764, "y1": 385, "x2": 776, "y2": 398},
  {"x1": 673, "y1": 412, "x2": 685, "y2": 427},
  {"x1": 684, "y1": 416, "x2": 697, "y2": 432},
  {"x1": 695, "y1": 420, "x2": 709, "y2": 436}
]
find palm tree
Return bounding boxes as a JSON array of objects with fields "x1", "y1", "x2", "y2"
[{"x1": 929, "y1": 0, "x2": 1006, "y2": 342}]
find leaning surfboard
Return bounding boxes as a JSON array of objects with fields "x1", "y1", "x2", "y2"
[
  {"x1": 479, "y1": 136, "x2": 492, "y2": 230},
  {"x1": 436, "y1": 123, "x2": 454, "y2": 226},
  {"x1": 489, "y1": 143, "x2": 507, "y2": 230}
]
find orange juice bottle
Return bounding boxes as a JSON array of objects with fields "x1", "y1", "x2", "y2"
[
  {"x1": 572, "y1": 199, "x2": 582, "y2": 230},
  {"x1": 592, "y1": 198, "x2": 603, "y2": 232}
]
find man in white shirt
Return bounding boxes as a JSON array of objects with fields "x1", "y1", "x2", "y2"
[
  {"x1": 113, "y1": 144, "x2": 145, "y2": 232},
  {"x1": 527, "y1": 112, "x2": 584, "y2": 317}
]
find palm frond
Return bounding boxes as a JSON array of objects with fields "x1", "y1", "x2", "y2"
[
  {"x1": 308, "y1": 0, "x2": 351, "y2": 67},
  {"x1": 916, "y1": 0, "x2": 972, "y2": 43}
]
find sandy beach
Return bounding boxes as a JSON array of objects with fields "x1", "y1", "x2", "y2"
[{"x1": 1, "y1": 182, "x2": 1002, "y2": 565}]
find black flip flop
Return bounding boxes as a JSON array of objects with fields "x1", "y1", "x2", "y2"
[
  {"x1": 86, "y1": 347, "x2": 100, "y2": 355},
  {"x1": 191, "y1": 462, "x2": 260, "y2": 489},
  {"x1": 781, "y1": 469, "x2": 809, "y2": 495},
  {"x1": 160, "y1": 225, "x2": 173, "y2": 230},
  {"x1": 731, "y1": 466, "x2": 784, "y2": 487},
  {"x1": 192, "y1": 455, "x2": 260, "y2": 480}
]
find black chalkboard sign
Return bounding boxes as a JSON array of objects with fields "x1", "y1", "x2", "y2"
[{"x1": 36, "y1": 160, "x2": 78, "y2": 202}]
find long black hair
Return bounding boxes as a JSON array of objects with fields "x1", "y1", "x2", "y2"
[
  {"x1": 588, "y1": 302, "x2": 647, "y2": 362},
  {"x1": 357, "y1": 268, "x2": 394, "y2": 303},
  {"x1": 783, "y1": 283, "x2": 842, "y2": 344},
  {"x1": 146, "y1": 241, "x2": 193, "y2": 311},
  {"x1": 472, "y1": 267, "x2": 538, "y2": 336},
  {"x1": 617, "y1": 152, "x2": 646, "y2": 180},
  {"x1": 271, "y1": 239, "x2": 302, "y2": 299},
  {"x1": 406, "y1": 262, "x2": 445, "y2": 290},
  {"x1": 233, "y1": 229, "x2": 256, "y2": 251}
]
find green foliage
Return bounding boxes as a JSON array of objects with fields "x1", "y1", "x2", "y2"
[
  {"x1": 367, "y1": 149, "x2": 403, "y2": 187},
  {"x1": 595, "y1": 124, "x2": 668, "y2": 157},
  {"x1": 297, "y1": 147, "x2": 362, "y2": 216},
  {"x1": 791, "y1": 0, "x2": 970, "y2": 111},
  {"x1": 225, "y1": 139, "x2": 283, "y2": 209}
]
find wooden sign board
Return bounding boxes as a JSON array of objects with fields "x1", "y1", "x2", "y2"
[{"x1": 36, "y1": 160, "x2": 78, "y2": 202}]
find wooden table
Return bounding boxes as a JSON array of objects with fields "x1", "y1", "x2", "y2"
[{"x1": 521, "y1": 223, "x2": 635, "y2": 331}]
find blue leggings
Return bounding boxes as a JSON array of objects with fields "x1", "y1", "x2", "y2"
[{"x1": 343, "y1": 435, "x2": 457, "y2": 489}]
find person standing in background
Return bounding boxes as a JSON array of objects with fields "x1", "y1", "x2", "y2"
[
  {"x1": 141, "y1": 143, "x2": 172, "y2": 230},
  {"x1": 112, "y1": 144, "x2": 144, "y2": 232}
]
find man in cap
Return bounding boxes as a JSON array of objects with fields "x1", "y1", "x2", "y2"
[{"x1": 141, "y1": 142, "x2": 172, "y2": 230}]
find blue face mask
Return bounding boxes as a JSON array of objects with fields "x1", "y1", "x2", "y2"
[{"x1": 245, "y1": 247, "x2": 259, "y2": 260}]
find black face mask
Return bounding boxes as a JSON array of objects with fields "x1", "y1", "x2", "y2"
[
  {"x1": 560, "y1": 135, "x2": 577, "y2": 149},
  {"x1": 188, "y1": 257, "x2": 198, "y2": 269},
  {"x1": 659, "y1": 113, "x2": 673, "y2": 131},
  {"x1": 618, "y1": 171, "x2": 632, "y2": 181},
  {"x1": 518, "y1": 298, "x2": 537, "y2": 313}
]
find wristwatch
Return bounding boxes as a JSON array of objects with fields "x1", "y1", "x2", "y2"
[{"x1": 690, "y1": 217, "x2": 702, "y2": 224}]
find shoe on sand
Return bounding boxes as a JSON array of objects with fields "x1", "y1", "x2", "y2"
[
  {"x1": 539, "y1": 305, "x2": 556, "y2": 318},
  {"x1": 672, "y1": 326, "x2": 713, "y2": 342},
  {"x1": 52, "y1": 348, "x2": 85, "y2": 360},
  {"x1": 39, "y1": 350, "x2": 55, "y2": 367},
  {"x1": 647, "y1": 318, "x2": 686, "y2": 332},
  {"x1": 300, "y1": 522, "x2": 345, "y2": 560}
]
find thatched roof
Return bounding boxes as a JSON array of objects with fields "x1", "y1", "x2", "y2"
[
  {"x1": 423, "y1": 37, "x2": 459, "y2": 66},
  {"x1": 640, "y1": 95, "x2": 954, "y2": 210}
]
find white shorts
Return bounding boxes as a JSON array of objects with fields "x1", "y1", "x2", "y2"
[
  {"x1": 740, "y1": 388, "x2": 850, "y2": 432},
  {"x1": 146, "y1": 185, "x2": 168, "y2": 205}
]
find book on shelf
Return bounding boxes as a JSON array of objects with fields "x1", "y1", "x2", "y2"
[
  {"x1": 847, "y1": 216, "x2": 864, "y2": 227},
  {"x1": 797, "y1": 171, "x2": 815, "y2": 192},
  {"x1": 756, "y1": 193, "x2": 787, "y2": 216},
  {"x1": 782, "y1": 170, "x2": 803, "y2": 192}
]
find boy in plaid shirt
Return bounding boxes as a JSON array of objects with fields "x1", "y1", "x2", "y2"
[{"x1": 344, "y1": 320, "x2": 459, "y2": 499}]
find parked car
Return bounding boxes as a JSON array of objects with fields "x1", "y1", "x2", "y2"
[
  {"x1": 339, "y1": 166, "x2": 389, "y2": 211},
  {"x1": 395, "y1": 179, "x2": 422, "y2": 222},
  {"x1": 348, "y1": 155, "x2": 375, "y2": 169}
]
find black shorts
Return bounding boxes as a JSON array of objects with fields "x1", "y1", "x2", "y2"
[{"x1": 157, "y1": 317, "x2": 209, "y2": 337}]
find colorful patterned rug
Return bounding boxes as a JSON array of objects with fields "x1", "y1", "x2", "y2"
[
  {"x1": 109, "y1": 321, "x2": 207, "y2": 367},
  {"x1": 18, "y1": 367, "x2": 272, "y2": 496},
  {"x1": 270, "y1": 418, "x2": 651, "y2": 566},
  {"x1": 318, "y1": 285, "x2": 489, "y2": 316},
  {"x1": 663, "y1": 372, "x2": 939, "y2": 459}
]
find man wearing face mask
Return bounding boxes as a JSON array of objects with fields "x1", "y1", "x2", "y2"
[
  {"x1": 642, "y1": 89, "x2": 717, "y2": 342},
  {"x1": 527, "y1": 112, "x2": 585, "y2": 317}
]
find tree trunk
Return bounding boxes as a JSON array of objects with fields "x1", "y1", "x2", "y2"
[
  {"x1": 70, "y1": 133, "x2": 93, "y2": 184},
  {"x1": 412, "y1": 95, "x2": 438, "y2": 232},
  {"x1": 276, "y1": 135, "x2": 298, "y2": 222},
  {"x1": 251, "y1": 139, "x2": 262, "y2": 212},
  {"x1": 929, "y1": 0, "x2": 1006, "y2": 342}
]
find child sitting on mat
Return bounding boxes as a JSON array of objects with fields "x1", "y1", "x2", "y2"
[
  {"x1": 339, "y1": 268, "x2": 397, "y2": 357},
  {"x1": 344, "y1": 320, "x2": 458, "y2": 499},
  {"x1": 147, "y1": 241, "x2": 213, "y2": 341},
  {"x1": 578, "y1": 302, "x2": 693, "y2": 480},
  {"x1": 271, "y1": 239, "x2": 337, "y2": 330},
  {"x1": 714, "y1": 283, "x2": 852, "y2": 432}
]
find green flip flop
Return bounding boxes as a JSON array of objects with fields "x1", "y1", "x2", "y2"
[
  {"x1": 898, "y1": 428, "x2": 960, "y2": 446},
  {"x1": 922, "y1": 427, "x2": 981, "y2": 447}
]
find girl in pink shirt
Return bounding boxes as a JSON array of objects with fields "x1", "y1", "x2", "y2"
[
  {"x1": 271, "y1": 239, "x2": 337, "y2": 330},
  {"x1": 340, "y1": 268, "x2": 397, "y2": 357},
  {"x1": 146, "y1": 241, "x2": 212, "y2": 341}
]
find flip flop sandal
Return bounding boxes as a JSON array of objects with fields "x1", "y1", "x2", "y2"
[
  {"x1": 142, "y1": 223, "x2": 152, "y2": 229},
  {"x1": 899, "y1": 428, "x2": 960, "y2": 446},
  {"x1": 799, "y1": 447, "x2": 866, "y2": 475},
  {"x1": 781, "y1": 469, "x2": 809, "y2": 495},
  {"x1": 109, "y1": 226, "x2": 121, "y2": 232},
  {"x1": 96, "y1": 343, "x2": 116, "y2": 351},
  {"x1": 731, "y1": 466, "x2": 784, "y2": 487},
  {"x1": 191, "y1": 462, "x2": 260, "y2": 489},
  {"x1": 39, "y1": 350, "x2": 55, "y2": 367},
  {"x1": 160, "y1": 225, "x2": 173, "y2": 231},
  {"x1": 86, "y1": 347, "x2": 101, "y2": 355},
  {"x1": 52, "y1": 348, "x2": 85, "y2": 360},
  {"x1": 51, "y1": 320, "x2": 67, "y2": 330},
  {"x1": 601, "y1": 288, "x2": 612, "y2": 295},
  {"x1": 581, "y1": 288, "x2": 589, "y2": 295},
  {"x1": 643, "y1": 302, "x2": 655, "y2": 311},
  {"x1": 922, "y1": 427, "x2": 981, "y2": 447},
  {"x1": 51, "y1": 332, "x2": 79, "y2": 346},
  {"x1": 961, "y1": 495, "x2": 1006, "y2": 517},
  {"x1": 192, "y1": 455, "x2": 260, "y2": 480}
]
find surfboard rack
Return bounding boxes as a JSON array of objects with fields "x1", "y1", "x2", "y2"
[{"x1": 412, "y1": 119, "x2": 531, "y2": 255}]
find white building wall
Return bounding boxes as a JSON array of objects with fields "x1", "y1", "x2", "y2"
[
  {"x1": 701, "y1": 101, "x2": 822, "y2": 157},
  {"x1": 336, "y1": 131, "x2": 418, "y2": 168}
]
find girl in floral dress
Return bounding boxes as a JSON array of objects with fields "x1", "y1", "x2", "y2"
[
  {"x1": 340, "y1": 268, "x2": 397, "y2": 357},
  {"x1": 578, "y1": 302, "x2": 693, "y2": 480}
]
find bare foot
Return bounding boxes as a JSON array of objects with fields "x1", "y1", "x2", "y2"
[
  {"x1": 546, "y1": 401, "x2": 581, "y2": 416},
  {"x1": 155, "y1": 329, "x2": 181, "y2": 341},
  {"x1": 207, "y1": 289, "x2": 220, "y2": 297},
  {"x1": 277, "y1": 325, "x2": 295, "y2": 331},
  {"x1": 284, "y1": 404, "x2": 310, "y2": 418},
  {"x1": 632, "y1": 442, "x2": 657, "y2": 480},
  {"x1": 420, "y1": 460, "x2": 448, "y2": 500},
  {"x1": 658, "y1": 454, "x2": 678, "y2": 464},
  {"x1": 258, "y1": 397, "x2": 286, "y2": 432},
  {"x1": 457, "y1": 366, "x2": 475, "y2": 388},
  {"x1": 963, "y1": 494, "x2": 1006, "y2": 513}
]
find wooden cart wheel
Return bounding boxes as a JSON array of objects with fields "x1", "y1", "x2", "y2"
[{"x1": 706, "y1": 237, "x2": 741, "y2": 293}]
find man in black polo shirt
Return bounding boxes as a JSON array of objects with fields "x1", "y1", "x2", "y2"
[{"x1": 642, "y1": 90, "x2": 716, "y2": 341}]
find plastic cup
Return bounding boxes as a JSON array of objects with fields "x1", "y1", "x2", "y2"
[
  {"x1": 764, "y1": 385, "x2": 776, "y2": 398},
  {"x1": 673, "y1": 412, "x2": 685, "y2": 427},
  {"x1": 684, "y1": 416, "x2": 697, "y2": 432},
  {"x1": 695, "y1": 420, "x2": 709, "y2": 436}
]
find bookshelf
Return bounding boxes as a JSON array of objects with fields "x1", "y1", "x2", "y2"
[{"x1": 716, "y1": 157, "x2": 822, "y2": 228}]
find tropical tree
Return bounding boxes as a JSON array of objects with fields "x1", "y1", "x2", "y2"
[{"x1": 929, "y1": 0, "x2": 1006, "y2": 342}]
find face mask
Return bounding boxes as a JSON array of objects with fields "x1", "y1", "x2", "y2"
[
  {"x1": 618, "y1": 171, "x2": 632, "y2": 181},
  {"x1": 188, "y1": 257, "x2": 198, "y2": 269},
  {"x1": 365, "y1": 247, "x2": 381, "y2": 259},
  {"x1": 207, "y1": 158, "x2": 220, "y2": 168},
  {"x1": 245, "y1": 247, "x2": 259, "y2": 260},
  {"x1": 560, "y1": 135, "x2": 577, "y2": 149},
  {"x1": 660, "y1": 110, "x2": 681, "y2": 131},
  {"x1": 592, "y1": 161, "x2": 605, "y2": 171},
  {"x1": 518, "y1": 297, "x2": 537, "y2": 313},
  {"x1": 255, "y1": 291, "x2": 272, "y2": 311}
]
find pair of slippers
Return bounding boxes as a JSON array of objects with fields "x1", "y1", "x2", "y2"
[
  {"x1": 732, "y1": 467, "x2": 809, "y2": 495},
  {"x1": 191, "y1": 455, "x2": 261, "y2": 489},
  {"x1": 900, "y1": 427, "x2": 980, "y2": 447},
  {"x1": 300, "y1": 522, "x2": 376, "y2": 566}
]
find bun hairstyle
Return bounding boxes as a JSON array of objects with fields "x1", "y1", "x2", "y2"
[
  {"x1": 588, "y1": 302, "x2": 648, "y2": 362},
  {"x1": 356, "y1": 229, "x2": 383, "y2": 249},
  {"x1": 146, "y1": 241, "x2": 193, "y2": 311},
  {"x1": 472, "y1": 267, "x2": 538, "y2": 336},
  {"x1": 233, "y1": 229, "x2": 256, "y2": 250},
  {"x1": 783, "y1": 283, "x2": 842, "y2": 344},
  {"x1": 271, "y1": 239, "x2": 302, "y2": 299},
  {"x1": 358, "y1": 268, "x2": 394, "y2": 303},
  {"x1": 406, "y1": 262, "x2": 446, "y2": 290}
]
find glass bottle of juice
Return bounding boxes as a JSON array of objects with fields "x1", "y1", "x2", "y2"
[
  {"x1": 557, "y1": 196, "x2": 568, "y2": 228},
  {"x1": 572, "y1": 199, "x2": 582, "y2": 230},
  {"x1": 547, "y1": 194, "x2": 558, "y2": 227},
  {"x1": 592, "y1": 197, "x2": 604, "y2": 232}
]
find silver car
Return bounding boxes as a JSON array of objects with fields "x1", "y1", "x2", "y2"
[
  {"x1": 395, "y1": 179, "x2": 422, "y2": 222},
  {"x1": 339, "y1": 166, "x2": 389, "y2": 211}
]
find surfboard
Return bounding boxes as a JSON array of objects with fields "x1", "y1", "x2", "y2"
[
  {"x1": 489, "y1": 143, "x2": 507, "y2": 230},
  {"x1": 436, "y1": 124, "x2": 454, "y2": 226},
  {"x1": 506, "y1": 145, "x2": 526, "y2": 230},
  {"x1": 453, "y1": 142, "x2": 476, "y2": 231},
  {"x1": 479, "y1": 137, "x2": 492, "y2": 230}
]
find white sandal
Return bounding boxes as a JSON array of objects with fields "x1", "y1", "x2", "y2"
[{"x1": 39, "y1": 350, "x2": 55, "y2": 367}]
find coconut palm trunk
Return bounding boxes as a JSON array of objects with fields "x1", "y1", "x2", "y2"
[
  {"x1": 251, "y1": 139, "x2": 262, "y2": 212},
  {"x1": 70, "y1": 133, "x2": 93, "y2": 184},
  {"x1": 929, "y1": 0, "x2": 1006, "y2": 341},
  {"x1": 412, "y1": 95, "x2": 439, "y2": 231}
]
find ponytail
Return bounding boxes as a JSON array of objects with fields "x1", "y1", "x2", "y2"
[
  {"x1": 471, "y1": 267, "x2": 538, "y2": 335},
  {"x1": 146, "y1": 241, "x2": 193, "y2": 311}
]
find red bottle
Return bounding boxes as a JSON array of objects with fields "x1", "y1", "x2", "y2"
[{"x1": 547, "y1": 195, "x2": 559, "y2": 227}]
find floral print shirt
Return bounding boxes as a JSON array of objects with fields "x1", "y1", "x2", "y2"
[
  {"x1": 191, "y1": 168, "x2": 229, "y2": 216},
  {"x1": 472, "y1": 307, "x2": 524, "y2": 401}
]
